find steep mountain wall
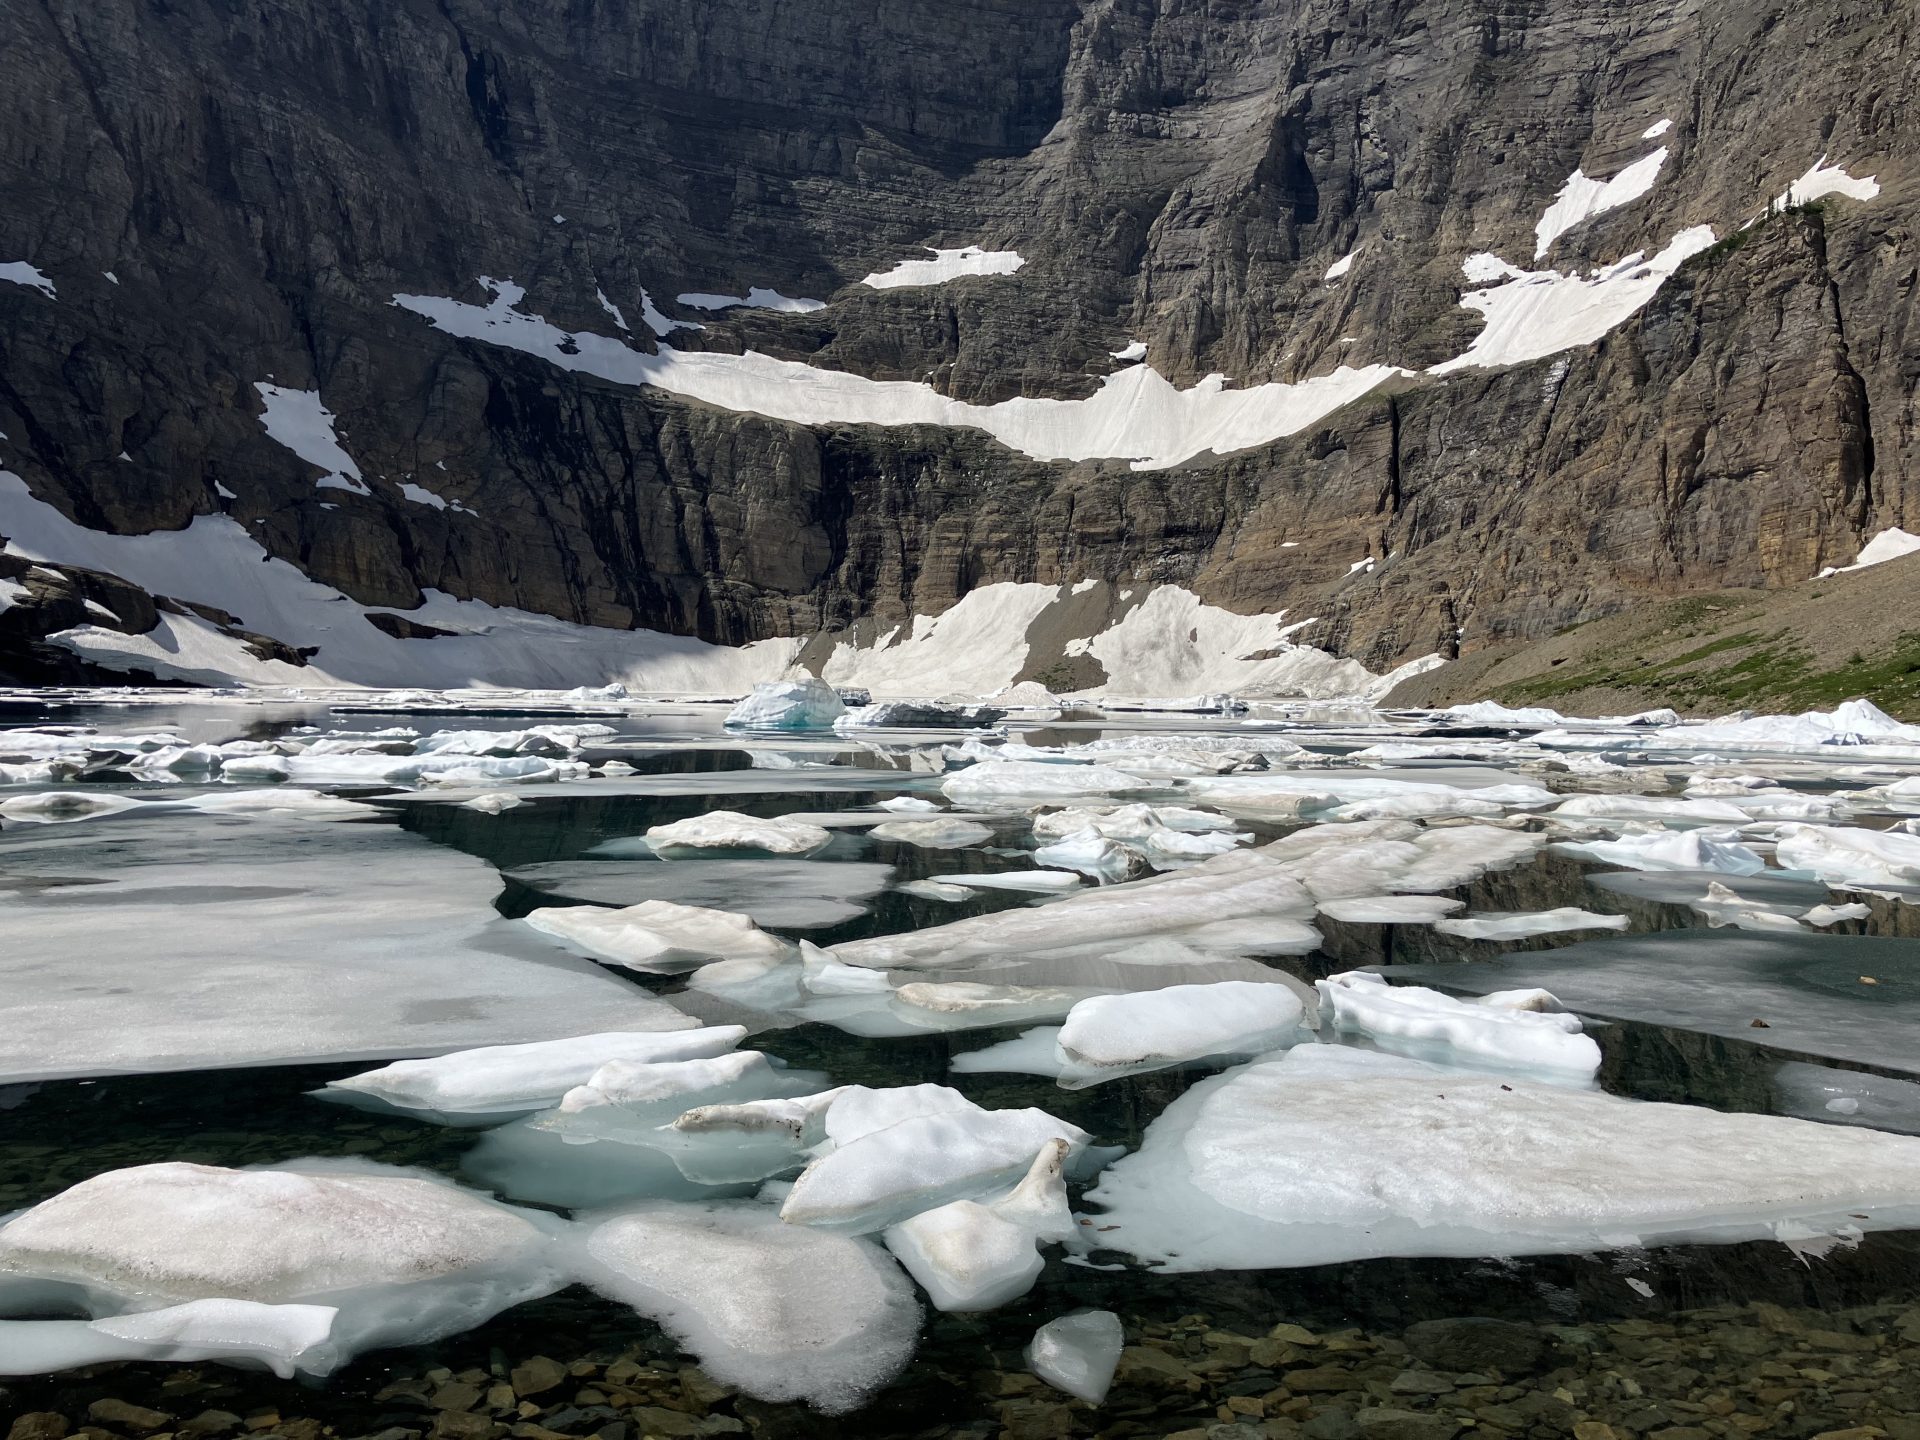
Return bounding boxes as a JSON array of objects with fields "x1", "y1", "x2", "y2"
[{"x1": 0, "y1": 0, "x2": 1913, "y2": 683}]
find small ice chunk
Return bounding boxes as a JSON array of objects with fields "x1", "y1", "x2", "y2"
[
  {"x1": 782, "y1": 1106, "x2": 1089, "y2": 1232},
  {"x1": 524, "y1": 900, "x2": 790, "y2": 972},
  {"x1": 931, "y1": 869, "x2": 1083, "y2": 894},
  {"x1": 643, "y1": 810, "x2": 833, "y2": 857},
  {"x1": 576, "y1": 1201, "x2": 921, "y2": 1413},
  {"x1": 869, "y1": 817, "x2": 994, "y2": 848},
  {"x1": 884, "y1": 1200, "x2": 1042, "y2": 1311},
  {"x1": 1034, "y1": 829, "x2": 1145, "y2": 883},
  {"x1": 323, "y1": 1027, "x2": 748, "y2": 1117},
  {"x1": 1316, "y1": 971, "x2": 1600, "y2": 1078},
  {"x1": 895, "y1": 878, "x2": 975, "y2": 902},
  {"x1": 1434, "y1": 908, "x2": 1631, "y2": 941},
  {"x1": 1057, "y1": 981, "x2": 1306, "y2": 1069},
  {"x1": 1804, "y1": 902, "x2": 1871, "y2": 928},
  {"x1": 1027, "y1": 1309, "x2": 1124, "y2": 1404},
  {"x1": 87, "y1": 1299, "x2": 339, "y2": 1378},
  {"x1": 461, "y1": 791, "x2": 523, "y2": 813},
  {"x1": 725, "y1": 678, "x2": 848, "y2": 731},
  {"x1": 878, "y1": 795, "x2": 941, "y2": 813},
  {"x1": 837, "y1": 699, "x2": 1004, "y2": 729}
]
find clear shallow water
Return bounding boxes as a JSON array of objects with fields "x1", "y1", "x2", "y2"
[{"x1": 3, "y1": 702, "x2": 1920, "y2": 1437}]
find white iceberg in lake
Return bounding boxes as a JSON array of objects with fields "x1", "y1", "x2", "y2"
[
  {"x1": 1774, "y1": 823, "x2": 1920, "y2": 890},
  {"x1": 1552, "y1": 827, "x2": 1766, "y2": 875},
  {"x1": 574, "y1": 1201, "x2": 920, "y2": 1413},
  {"x1": 725, "y1": 677, "x2": 848, "y2": 730},
  {"x1": 1434, "y1": 908, "x2": 1630, "y2": 941},
  {"x1": 644, "y1": 810, "x2": 834, "y2": 856},
  {"x1": 1082, "y1": 1045, "x2": 1920, "y2": 1272},
  {"x1": 1057, "y1": 981, "x2": 1307, "y2": 1071},
  {"x1": 868, "y1": 817, "x2": 995, "y2": 848},
  {"x1": 524, "y1": 899, "x2": 791, "y2": 972},
  {"x1": 1315, "y1": 971, "x2": 1600, "y2": 1079},
  {"x1": 941, "y1": 759, "x2": 1147, "y2": 805},
  {"x1": 322, "y1": 1026, "x2": 748, "y2": 1120}
]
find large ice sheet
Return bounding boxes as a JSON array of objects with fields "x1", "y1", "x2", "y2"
[
  {"x1": 941, "y1": 760, "x2": 1147, "y2": 805},
  {"x1": 0, "y1": 1161, "x2": 569, "y2": 1369},
  {"x1": 0, "y1": 813, "x2": 691, "y2": 1082},
  {"x1": 575, "y1": 1201, "x2": 920, "y2": 1413},
  {"x1": 1082, "y1": 1045, "x2": 1920, "y2": 1272},
  {"x1": 1383, "y1": 930, "x2": 1920, "y2": 1076}
]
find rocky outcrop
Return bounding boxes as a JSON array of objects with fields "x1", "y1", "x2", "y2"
[{"x1": 0, "y1": 0, "x2": 1914, "y2": 680}]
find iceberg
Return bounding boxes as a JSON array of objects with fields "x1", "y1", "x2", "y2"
[
  {"x1": 724, "y1": 678, "x2": 848, "y2": 731},
  {"x1": 1056, "y1": 981, "x2": 1307, "y2": 1070},
  {"x1": 524, "y1": 899, "x2": 791, "y2": 972},
  {"x1": 1434, "y1": 908, "x2": 1631, "y2": 940},
  {"x1": 1315, "y1": 971, "x2": 1600, "y2": 1079},
  {"x1": 644, "y1": 810, "x2": 834, "y2": 856},
  {"x1": 868, "y1": 817, "x2": 995, "y2": 848}
]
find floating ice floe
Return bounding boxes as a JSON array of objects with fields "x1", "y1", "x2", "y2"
[
  {"x1": 1034, "y1": 829, "x2": 1146, "y2": 883},
  {"x1": 868, "y1": 817, "x2": 994, "y2": 848},
  {"x1": 574, "y1": 1201, "x2": 920, "y2": 1413},
  {"x1": 1552, "y1": 793, "x2": 1753, "y2": 824},
  {"x1": 1315, "y1": 972, "x2": 1600, "y2": 1079},
  {"x1": 0, "y1": 1298, "x2": 342, "y2": 1380},
  {"x1": 525, "y1": 899, "x2": 791, "y2": 972},
  {"x1": 540, "y1": 1051, "x2": 829, "y2": 1143},
  {"x1": 859, "y1": 246, "x2": 1025, "y2": 289},
  {"x1": 512, "y1": 858, "x2": 894, "y2": 929},
  {"x1": 1382, "y1": 929, "x2": 1920, "y2": 1076},
  {"x1": 941, "y1": 759, "x2": 1147, "y2": 805},
  {"x1": 460, "y1": 791, "x2": 524, "y2": 813},
  {"x1": 0, "y1": 1161, "x2": 569, "y2": 1374},
  {"x1": 643, "y1": 810, "x2": 833, "y2": 856},
  {"x1": 1551, "y1": 827, "x2": 1766, "y2": 875},
  {"x1": 1638, "y1": 700, "x2": 1920, "y2": 755},
  {"x1": 1057, "y1": 981, "x2": 1308, "y2": 1071},
  {"x1": 1434, "y1": 908, "x2": 1631, "y2": 940},
  {"x1": 1773, "y1": 823, "x2": 1920, "y2": 891},
  {"x1": 781, "y1": 1101, "x2": 1089, "y2": 1233},
  {"x1": 320, "y1": 1026, "x2": 749, "y2": 1122},
  {"x1": 1318, "y1": 894, "x2": 1464, "y2": 924},
  {"x1": 1775, "y1": 1062, "x2": 1920, "y2": 1135},
  {"x1": 1028, "y1": 1310, "x2": 1125, "y2": 1405},
  {"x1": 725, "y1": 678, "x2": 848, "y2": 730},
  {"x1": 1081, "y1": 1045, "x2": 1920, "y2": 1272},
  {"x1": 837, "y1": 700, "x2": 1004, "y2": 730},
  {"x1": 833, "y1": 848, "x2": 1322, "y2": 972},
  {"x1": 0, "y1": 813, "x2": 690, "y2": 1083}
]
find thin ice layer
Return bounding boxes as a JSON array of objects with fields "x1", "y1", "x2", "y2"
[
  {"x1": 1083, "y1": 1045, "x2": 1920, "y2": 1272},
  {"x1": 0, "y1": 813, "x2": 690, "y2": 1083}
]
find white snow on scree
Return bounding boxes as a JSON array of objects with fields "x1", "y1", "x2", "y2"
[
  {"x1": 253, "y1": 384, "x2": 369, "y2": 495},
  {"x1": 1818, "y1": 526, "x2": 1920, "y2": 577},
  {"x1": 860, "y1": 246, "x2": 1025, "y2": 289},
  {"x1": 1081, "y1": 1045, "x2": 1920, "y2": 1272},
  {"x1": 1533, "y1": 147, "x2": 1669, "y2": 257}
]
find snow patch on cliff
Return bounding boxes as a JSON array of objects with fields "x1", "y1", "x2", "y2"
[
  {"x1": 1776, "y1": 157, "x2": 1880, "y2": 209},
  {"x1": 1534, "y1": 147, "x2": 1669, "y2": 257},
  {"x1": 0, "y1": 261, "x2": 56, "y2": 298},
  {"x1": 254, "y1": 384, "x2": 368, "y2": 496},
  {"x1": 676, "y1": 287, "x2": 826, "y2": 314},
  {"x1": 861, "y1": 247, "x2": 1025, "y2": 289}
]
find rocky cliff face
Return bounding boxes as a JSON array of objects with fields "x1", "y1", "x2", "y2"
[{"x1": 0, "y1": 0, "x2": 1913, "y2": 685}]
